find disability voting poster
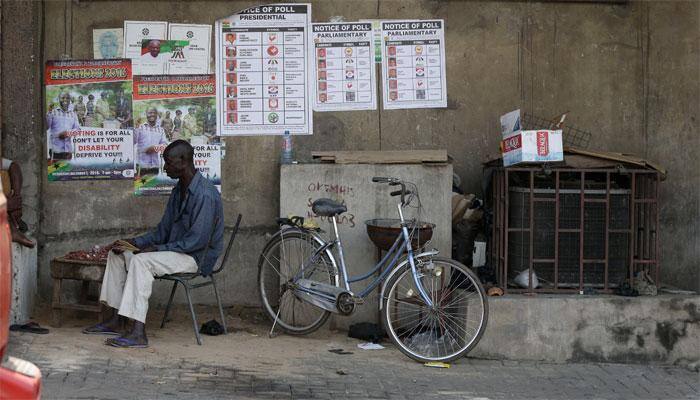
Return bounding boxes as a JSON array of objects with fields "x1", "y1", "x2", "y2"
[
  {"x1": 44, "y1": 59, "x2": 135, "y2": 181},
  {"x1": 132, "y1": 74, "x2": 221, "y2": 196},
  {"x1": 215, "y1": 3, "x2": 313, "y2": 135},
  {"x1": 312, "y1": 22, "x2": 377, "y2": 112},
  {"x1": 380, "y1": 20, "x2": 447, "y2": 110}
]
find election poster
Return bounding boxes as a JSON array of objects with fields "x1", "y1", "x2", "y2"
[
  {"x1": 132, "y1": 74, "x2": 220, "y2": 196},
  {"x1": 93, "y1": 28, "x2": 124, "y2": 59},
  {"x1": 44, "y1": 59, "x2": 135, "y2": 181},
  {"x1": 124, "y1": 21, "x2": 168, "y2": 74},
  {"x1": 193, "y1": 144, "x2": 222, "y2": 192},
  {"x1": 168, "y1": 23, "x2": 213, "y2": 74},
  {"x1": 215, "y1": 3, "x2": 313, "y2": 135},
  {"x1": 312, "y1": 22, "x2": 377, "y2": 112},
  {"x1": 137, "y1": 39, "x2": 194, "y2": 76},
  {"x1": 380, "y1": 20, "x2": 447, "y2": 110}
]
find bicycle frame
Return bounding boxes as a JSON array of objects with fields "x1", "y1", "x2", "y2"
[{"x1": 298, "y1": 202, "x2": 435, "y2": 307}]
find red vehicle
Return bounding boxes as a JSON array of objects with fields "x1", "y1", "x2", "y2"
[{"x1": 0, "y1": 191, "x2": 41, "y2": 399}]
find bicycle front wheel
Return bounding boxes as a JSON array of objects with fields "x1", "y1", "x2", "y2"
[
  {"x1": 258, "y1": 229, "x2": 337, "y2": 335},
  {"x1": 383, "y1": 256, "x2": 488, "y2": 362}
]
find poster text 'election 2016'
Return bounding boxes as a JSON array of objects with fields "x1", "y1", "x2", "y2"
[
  {"x1": 215, "y1": 4, "x2": 312, "y2": 136},
  {"x1": 45, "y1": 59, "x2": 135, "y2": 181},
  {"x1": 132, "y1": 74, "x2": 221, "y2": 196}
]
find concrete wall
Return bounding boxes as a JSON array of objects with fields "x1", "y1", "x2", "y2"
[
  {"x1": 280, "y1": 163, "x2": 452, "y2": 328},
  {"x1": 10, "y1": 244, "x2": 38, "y2": 324},
  {"x1": 645, "y1": 2, "x2": 700, "y2": 293},
  {"x1": 0, "y1": 0, "x2": 697, "y2": 314}
]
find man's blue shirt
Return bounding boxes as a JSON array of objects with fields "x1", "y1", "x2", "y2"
[{"x1": 134, "y1": 172, "x2": 224, "y2": 275}]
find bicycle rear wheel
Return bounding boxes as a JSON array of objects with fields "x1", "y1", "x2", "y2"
[
  {"x1": 258, "y1": 229, "x2": 337, "y2": 335},
  {"x1": 383, "y1": 256, "x2": 488, "y2": 362}
]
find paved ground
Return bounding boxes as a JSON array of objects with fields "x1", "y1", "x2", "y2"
[{"x1": 7, "y1": 306, "x2": 699, "y2": 400}]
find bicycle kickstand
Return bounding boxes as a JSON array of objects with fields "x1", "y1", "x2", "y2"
[{"x1": 268, "y1": 307, "x2": 282, "y2": 338}]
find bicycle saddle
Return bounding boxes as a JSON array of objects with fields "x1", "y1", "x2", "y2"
[{"x1": 312, "y1": 198, "x2": 347, "y2": 217}]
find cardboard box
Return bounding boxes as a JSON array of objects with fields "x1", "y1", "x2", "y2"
[
  {"x1": 499, "y1": 109, "x2": 563, "y2": 167},
  {"x1": 502, "y1": 129, "x2": 563, "y2": 166}
]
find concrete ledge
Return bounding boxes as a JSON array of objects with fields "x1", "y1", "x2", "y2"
[
  {"x1": 473, "y1": 294, "x2": 700, "y2": 367},
  {"x1": 10, "y1": 243, "x2": 38, "y2": 324}
]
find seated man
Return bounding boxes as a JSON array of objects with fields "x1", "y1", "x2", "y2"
[{"x1": 83, "y1": 140, "x2": 224, "y2": 348}]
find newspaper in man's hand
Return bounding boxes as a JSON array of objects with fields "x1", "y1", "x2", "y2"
[{"x1": 114, "y1": 239, "x2": 139, "y2": 252}]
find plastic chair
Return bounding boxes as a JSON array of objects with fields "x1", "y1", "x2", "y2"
[{"x1": 157, "y1": 214, "x2": 242, "y2": 345}]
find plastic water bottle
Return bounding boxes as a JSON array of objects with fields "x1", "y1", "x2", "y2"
[{"x1": 281, "y1": 130, "x2": 293, "y2": 164}]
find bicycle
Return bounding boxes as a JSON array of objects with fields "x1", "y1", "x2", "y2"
[{"x1": 258, "y1": 176, "x2": 488, "y2": 362}]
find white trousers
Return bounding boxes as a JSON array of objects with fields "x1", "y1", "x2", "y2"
[{"x1": 99, "y1": 250, "x2": 198, "y2": 323}]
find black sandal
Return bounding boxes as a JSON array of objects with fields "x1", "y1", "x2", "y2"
[{"x1": 10, "y1": 322, "x2": 49, "y2": 334}]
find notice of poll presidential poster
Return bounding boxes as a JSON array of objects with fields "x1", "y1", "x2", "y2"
[
  {"x1": 215, "y1": 3, "x2": 313, "y2": 136},
  {"x1": 312, "y1": 22, "x2": 376, "y2": 112},
  {"x1": 45, "y1": 59, "x2": 135, "y2": 181},
  {"x1": 132, "y1": 74, "x2": 220, "y2": 196},
  {"x1": 168, "y1": 23, "x2": 213, "y2": 74},
  {"x1": 124, "y1": 21, "x2": 168, "y2": 75},
  {"x1": 380, "y1": 20, "x2": 447, "y2": 110}
]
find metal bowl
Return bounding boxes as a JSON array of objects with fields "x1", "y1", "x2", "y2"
[{"x1": 365, "y1": 218, "x2": 435, "y2": 252}]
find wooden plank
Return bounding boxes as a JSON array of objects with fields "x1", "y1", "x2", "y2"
[
  {"x1": 311, "y1": 150, "x2": 448, "y2": 164},
  {"x1": 51, "y1": 260, "x2": 106, "y2": 281},
  {"x1": 564, "y1": 147, "x2": 667, "y2": 176},
  {"x1": 53, "y1": 257, "x2": 107, "y2": 266}
]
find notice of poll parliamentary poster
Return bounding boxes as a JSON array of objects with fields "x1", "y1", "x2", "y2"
[
  {"x1": 380, "y1": 20, "x2": 447, "y2": 109},
  {"x1": 168, "y1": 23, "x2": 213, "y2": 74},
  {"x1": 359, "y1": 20, "x2": 383, "y2": 63},
  {"x1": 215, "y1": 3, "x2": 313, "y2": 135},
  {"x1": 312, "y1": 22, "x2": 376, "y2": 112},
  {"x1": 93, "y1": 28, "x2": 124, "y2": 59},
  {"x1": 132, "y1": 74, "x2": 220, "y2": 195},
  {"x1": 44, "y1": 59, "x2": 135, "y2": 181},
  {"x1": 124, "y1": 21, "x2": 168, "y2": 75}
]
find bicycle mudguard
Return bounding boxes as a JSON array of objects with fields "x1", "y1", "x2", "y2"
[
  {"x1": 276, "y1": 216, "x2": 305, "y2": 228},
  {"x1": 277, "y1": 216, "x2": 322, "y2": 231},
  {"x1": 377, "y1": 250, "x2": 439, "y2": 310}
]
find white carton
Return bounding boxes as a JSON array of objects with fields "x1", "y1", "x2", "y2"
[
  {"x1": 499, "y1": 109, "x2": 564, "y2": 167},
  {"x1": 502, "y1": 129, "x2": 563, "y2": 166},
  {"x1": 500, "y1": 109, "x2": 521, "y2": 137}
]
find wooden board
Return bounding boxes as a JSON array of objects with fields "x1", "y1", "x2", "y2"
[
  {"x1": 311, "y1": 150, "x2": 448, "y2": 164},
  {"x1": 564, "y1": 147, "x2": 667, "y2": 176},
  {"x1": 53, "y1": 257, "x2": 107, "y2": 266}
]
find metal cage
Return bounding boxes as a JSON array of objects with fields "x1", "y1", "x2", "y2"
[{"x1": 490, "y1": 168, "x2": 660, "y2": 293}]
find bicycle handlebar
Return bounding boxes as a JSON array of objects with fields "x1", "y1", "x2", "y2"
[{"x1": 372, "y1": 177, "x2": 412, "y2": 205}]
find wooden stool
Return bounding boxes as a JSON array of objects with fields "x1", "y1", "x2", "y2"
[{"x1": 50, "y1": 257, "x2": 107, "y2": 327}]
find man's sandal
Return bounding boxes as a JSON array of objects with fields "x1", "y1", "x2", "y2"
[
  {"x1": 105, "y1": 337, "x2": 149, "y2": 348},
  {"x1": 82, "y1": 323, "x2": 119, "y2": 336}
]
